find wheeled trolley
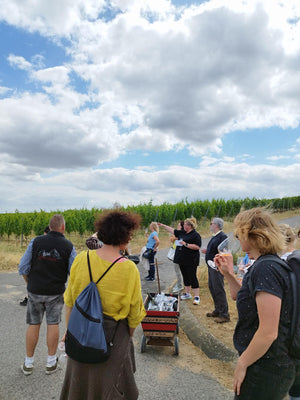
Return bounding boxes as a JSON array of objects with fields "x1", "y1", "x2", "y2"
[{"x1": 140, "y1": 293, "x2": 180, "y2": 355}]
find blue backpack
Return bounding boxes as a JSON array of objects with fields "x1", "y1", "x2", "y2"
[
  {"x1": 65, "y1": 251, "x2": 123, "y2": 363},
  {"x1": 248, "y1": 250, "x2": 300, "y2": 360}
]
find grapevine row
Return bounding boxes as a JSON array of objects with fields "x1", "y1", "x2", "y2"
[{"x1": 0, "y1": 196, "x2": 299, "y2": 240}]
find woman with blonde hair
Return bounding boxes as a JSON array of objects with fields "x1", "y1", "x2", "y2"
[
  {"x1": 158, "y1": 217, "x2": 202, "y2": 305},
  {"x1": 279, "y1": 224, "x2": 297, "y2": 260},
  {"x1": 215, "y1": 208, "x2": 296, "y2": 400},
  {"x1": 144, "y1": 222, "x2": 159, "y2": 281},
  {"x1": 279, "y1": 224, "x2": 300, "y2": 400}
]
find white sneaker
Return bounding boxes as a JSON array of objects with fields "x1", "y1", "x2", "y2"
[
  {"x1": 193, "y1": 296, "x2": 200, "y2": 305},
  {"x1": 21, "y1": 363, "x2": 33, "y2": 376},
  {"x1": 46, "y1": 357, "x2": 59, "y2": 375},
  {"x1": 180, "y1": 293, "x2": 192, "y2": 300}
]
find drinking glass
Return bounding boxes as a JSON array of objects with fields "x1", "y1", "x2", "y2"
[{"x1": 217, "y1": 238, "x2": 231, "y2": 256}]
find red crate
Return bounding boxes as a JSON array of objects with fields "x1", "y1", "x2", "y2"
[{"x1": 141, "y1": 293, "x2": 180, "y2": 354}]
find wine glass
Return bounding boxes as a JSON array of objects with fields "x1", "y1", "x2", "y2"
[
  {"x1": 217, "y1": 238, "x2": 231, "y2": 256},
  {"x1": 207, "y1": 260, "x2": 218, "y2": 270}
]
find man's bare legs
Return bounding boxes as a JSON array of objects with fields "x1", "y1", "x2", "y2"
[
  {"x1": 46, "y1": 324, "x2": 59, "y2": 356},
  {"x1": 26, "y1": 324, "x2": 41, "y2": 357},
  {"x1": 25, "y1": 323, "x2": 59, "y2": 358}
]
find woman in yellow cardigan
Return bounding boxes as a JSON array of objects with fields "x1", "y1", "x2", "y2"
[{"x1": 60, "y1": 210, "x2": 146, "y2": 400}]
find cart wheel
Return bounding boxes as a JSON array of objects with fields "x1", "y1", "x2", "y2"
[
  {"x1": 176, "y1": 322, "x2": 179, "y2": 334},
  {"x1": 174, "y1": 336, "x2": 179, "y2": 355},
  {"x1": 141, "y1": 335, "x2": 146, "y2": 353}
]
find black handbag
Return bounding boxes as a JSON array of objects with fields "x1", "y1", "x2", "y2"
[
  {"x1": 127, "y1": 255, "x2": 140, "y2": 264},
  {"x1": 142, "y1": 248, "x2": 153, "y2": 259}
]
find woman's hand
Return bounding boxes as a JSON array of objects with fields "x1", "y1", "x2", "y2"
[
  {"x1": 214, "y1": 253, "x2": 241, "y2": 300},
  {"x1": 214, "y1": 253, "x2": 234, "y2": 276},
  {"x1": 234, "y1": 358, "x2": 247, "y2": 396}
]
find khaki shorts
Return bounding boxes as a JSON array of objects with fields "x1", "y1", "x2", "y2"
[{"x1": 26, "y1": 292, "x2": 64, "y2": 325}]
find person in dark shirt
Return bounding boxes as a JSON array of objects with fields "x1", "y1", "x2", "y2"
[
  {"x1": 158, "y1": 218, "x2": 202, "y2": 305},
  {"x1": 18, "y1": 214, "x2": 76, "y2": 376},
  {"x1": 215, "y1": 208, "x2": 296, "y2": 400},
  {"x1": 201, "y1": 217, "x2": 230, "y2": 323},
  {"x1": 19, "y1": 225, "x2": 50, "y2": 306}
]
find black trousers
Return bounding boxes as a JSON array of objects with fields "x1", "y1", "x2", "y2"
[
  {"x1": 234, "y1": 357, "x2": 296, "y2": 400},
  {"x1": 179, "y1": 264, "x2": 199, "y2": 288},
  {"x1": 207, "y1": 265, "x2": 229, "y2": 317}
]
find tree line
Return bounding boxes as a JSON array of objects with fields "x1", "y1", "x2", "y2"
[{"x1": 0, "y1": 195, "x2": 299, "y2": 240}]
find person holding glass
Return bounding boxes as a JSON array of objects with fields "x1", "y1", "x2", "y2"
[
  {"x1": 201, "y1": 217, "x2": 230, "y2": 323},
  {"x1": 214, "y1": 208, "x2": 296, "y2": 400}
]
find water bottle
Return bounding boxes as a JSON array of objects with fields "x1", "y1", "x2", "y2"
[
  {"x1": 237, "y1": 266, "x2": 245, "y2": 283},
  {"x1": 59, "y1": 352, "x2": 68, "y2": 368},
  {"x1": 58, "y1": 340, "x2": 65, "y2": 352}
]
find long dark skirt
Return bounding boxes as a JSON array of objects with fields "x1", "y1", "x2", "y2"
[{"x1": 60, "y1": 317, "x2": 138, "y2": 400}]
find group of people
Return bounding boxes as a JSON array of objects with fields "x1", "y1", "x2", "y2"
[
  {"x1": 17, "y1": 208, "x2": 300, "y2": 400},
  {"x1": 154, "y1": 217, "x2": 230, "y2": 322}
]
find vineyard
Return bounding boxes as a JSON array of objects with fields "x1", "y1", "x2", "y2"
[{"x1": 0, "y1": 195, "x2": 299, "y2": 241}]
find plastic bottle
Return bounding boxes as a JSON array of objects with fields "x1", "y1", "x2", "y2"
[
  {"x1": 59, "y1": 352, "x2": 68, "y2": 368},
  {"x1": 237, "y1": 266, "x2": 245, "y2": 283},
  {"x1": 58, "y1": 340, "x2": 65, "y2": 352}
]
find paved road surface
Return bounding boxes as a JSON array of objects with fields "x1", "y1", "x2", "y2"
[{"x1": 0, "y1": 250, "x2": 232, "y2": 400}]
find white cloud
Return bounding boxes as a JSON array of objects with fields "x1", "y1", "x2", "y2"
[
  {"x1": 32, "y1": 66, "x2": 70, "y2": 85},
  {"x1": 7, "y1": 54, "x2": 32, "y2": 71},
  {"x1": 1, "y1": 160, "x2": 300, "y2": 212},
  {"x1": 266, "y1": 155, "x2": 287, "y2": 161},
  {"x1": 0, "y1": 86, "x2": 11, "y2": 95},
  {"x1": 1, "y1": 0, "x2": 300, "y2": 212},
  {"x1": 0, "y1": 0, "x2": 107, "y2": 36}
]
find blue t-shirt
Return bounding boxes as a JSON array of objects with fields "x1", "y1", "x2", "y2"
[
  {"x1": 243, "y1": 253, "x2": 249, "y2": 265},
  {"x1": 146, "y1": 231, "x2": 158, "y2": 249}
]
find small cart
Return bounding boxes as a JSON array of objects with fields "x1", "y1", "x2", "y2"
[{"x1": 140, "y1": 292, "x2": 180, "y2": 355}]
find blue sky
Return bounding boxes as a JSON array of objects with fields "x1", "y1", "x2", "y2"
[{"x1": 0, "y1": 0, "x2": 300, "y2": 212}]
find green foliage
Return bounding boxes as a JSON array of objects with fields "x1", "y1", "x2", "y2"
[
  {"x1": 1, "y1": 195, "x2": 300, "y2": 240},
  {"x1": 33, "y1": 210, "x2": 50, "y2": 236}
]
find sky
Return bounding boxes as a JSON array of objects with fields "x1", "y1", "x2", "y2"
[{"x1": 1, "y1": 0, "x2": 300, "y2": 213}]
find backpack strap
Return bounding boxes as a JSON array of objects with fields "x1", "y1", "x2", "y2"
[
  {"x1": 286, "y1": 251, "x2": 300, "y2": 340},
  {"x1": 95, "y1": 256, "x2": 124, "y2": 284},
  {"x1": 87, "y1": 250, "x2": 93, "y2": 282},
  {"x1": 86, "y1": 251, "x2": 124, "y2": 347},
  {"x1": 86, "y1": 251, "x2": 124, "y2": 284},
  {"x1": 248, "y1": 255, "x2": 291, "y2": 298}
]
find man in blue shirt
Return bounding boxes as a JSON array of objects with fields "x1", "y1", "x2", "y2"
[{"x1": 19, "y1": 214, "x2": 76, "y2": 375}]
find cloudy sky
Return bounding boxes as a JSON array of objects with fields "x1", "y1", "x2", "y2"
[{"x1": 1, "y1": 0, "x2": 300, "y2": 213}]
